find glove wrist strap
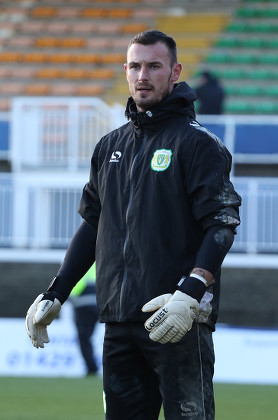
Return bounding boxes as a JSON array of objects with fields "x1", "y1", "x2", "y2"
[
  {"x1": 177, "y1": 275, "x2": 207, "y2": 302},
  {"x1": 43, "y1": 289, "x2": 66, "y2": 304}
]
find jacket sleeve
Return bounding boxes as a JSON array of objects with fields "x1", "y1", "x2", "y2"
[
  {"x1": 78, "y1": 141, "x2": 102, "y2": 229},
  {"x1": 194, "y1": 225, "x2": 235, "y2": 276},
  {"x1": 185, "y1": 128, "x2": 241, "y2": 233},
  {"x1": 47, "y1": 220, "x2": 97, "y2": 301}
]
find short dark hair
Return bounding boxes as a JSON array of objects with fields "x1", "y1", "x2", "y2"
[{"x1": 128, "y1": 30, "x2": 177, "y2": 66}]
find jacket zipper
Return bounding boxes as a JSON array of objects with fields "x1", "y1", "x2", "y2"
[{"x1": 119, "y1": 135, "x2": 147, "y2": 321}]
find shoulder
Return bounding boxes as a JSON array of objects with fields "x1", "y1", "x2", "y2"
[
  {"x1": 187, "y1": 120, "x2": 230, "y2": 155},
  {"x1": 102, "y1": 121, "x2": 132, "y2": 143},
  {"x1": 94, "y1": 121, "x2": 132, "y2": 157}
]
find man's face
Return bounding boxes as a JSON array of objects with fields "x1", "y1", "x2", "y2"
[{"x1": 125, "y1": 42, "x2": 182, "y2": 112}]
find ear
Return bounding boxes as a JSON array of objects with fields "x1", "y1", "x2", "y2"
[
  {"x1": 171, "y1": 62, "x2": 182, "y2": 82},
  {"x1": 124, "y1": 63, "x2": 128, "y2": 80}
]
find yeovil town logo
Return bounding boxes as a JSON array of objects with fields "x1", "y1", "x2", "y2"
[{"x1": 151, "y1": 149, "x2": 172, "y2": 171}]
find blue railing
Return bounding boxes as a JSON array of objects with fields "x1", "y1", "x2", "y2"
[{"x1": 0, "y1": 112, "x2": 10, "y2": 160}]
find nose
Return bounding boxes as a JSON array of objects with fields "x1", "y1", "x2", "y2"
[{"x1": 138, "y1": 65, "x2": 149, "y2": 81}]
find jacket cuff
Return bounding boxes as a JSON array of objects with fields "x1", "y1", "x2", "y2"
[{"x1": 177, "y1": 275, "x2": 207, "y2": 302}]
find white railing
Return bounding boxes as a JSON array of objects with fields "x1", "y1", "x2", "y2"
[
  {"x1": 0, "y1": 172, "x2": 87, "y2": 249},
  {"x1": 233, "y1": 178, "x2": 278, "y2": 253},
  {"x1": 11, "y1": 97, "x2": 126, "y2": 172},
  {"x1": 1, "y1": 97, "x2": 278, "y2": 256},
  {"x1": 10, "y1": 98, "x2": 278, "y2": 174},
  {"x1": 1, "y1": 174, "x2": 278, "y2": 254}
]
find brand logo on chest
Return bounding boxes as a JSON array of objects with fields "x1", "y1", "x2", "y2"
[{"x1": 109, "y1": 151, "x2": 122, "y2": 163}]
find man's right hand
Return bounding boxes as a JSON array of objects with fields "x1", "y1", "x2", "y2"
[{"x1": 25, "y1": 293, "x2": 62, "y2": 349}]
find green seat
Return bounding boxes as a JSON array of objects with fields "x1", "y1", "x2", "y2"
[
  {"x1": 237, "y1": 9, "x2": 278, "y2": 18},
  {"x1": 230, "y1": 23, "x2": 278, "y2": 32},
  {"x1": 245, "y1": 0, "x2": 278, "y2": 2},
  {"x1": 215, "y1": 38, "x2": 239, "y2": 47},
  {"x1": 268, "y1": 39, "x2": 278, "y2": 48},
  {"x1": 249, "y1": 69, "x2": 272, "y2": 79},
  {"x1": 236, "y1": 9, "x2": 263, "y2": 18},
  {"x1": 224, "y1": 101, "x2": 254, "y2": 113},
  {"x1": 205, "y1": 54, "x2": 232, "y2": 63},
  {"x1": 259, "y1": 55, "x2": 278, "y2": 64},
  {"x1": 225, "y1": 85, "x2": 263, "y2": 96},
  {"x1": 224, "y1": 86, "x2": 238, "y2": 95},
  {"x1": 253, "y1": 102, "x2": 278, "y2": 114},
  {"x1": 225, "y1": 101, "x2": 278, "y2": 114},
  {"x1": 270, "y1": 71, "x2": 278, "y2": 79},
  {"x1": 226, "y1": 22, "x2": 249, "y2": 32},
  {"x1": 238, "y1": 85, "x2": 263, "y2": 95},
  {"x1": 241, "y1": 38, "x2": 266, "y2": 48},
  {"x1": 262, "y1": 9, "x2": 278, "y2": 17},
  {"x1": 264, "y1": 86, "x2": 278, "y2": 96},
  {"x1": 255, "y1": 23, "x2": 278, "y2": 32},
  {"x1": 221, "y1": 69, "x2": 245, "y2": 79},
  {"x1": 233, "y1": 54, "x2": 257, "y2": 64}
]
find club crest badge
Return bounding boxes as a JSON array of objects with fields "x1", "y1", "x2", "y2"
[{"x1": 151, "y1": 149, "x2": 172, "y2": 172}]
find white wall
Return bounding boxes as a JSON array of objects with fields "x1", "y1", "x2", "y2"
[
  {"x1": 0, "y1": 303, "x2": 104, "y2": 377},
  {"x1": 0, "y1": 305, "x2": 277, "y2": 384}
]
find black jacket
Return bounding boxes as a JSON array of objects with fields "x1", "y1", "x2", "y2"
[
  {"x1": 78, "y1": 82, "x2": 241, "y2": 328},
  {"x1": 195, "y1": 73, "x2": 225, "y2": 115}
]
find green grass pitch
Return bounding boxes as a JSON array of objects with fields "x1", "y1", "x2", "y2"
[{"x1": 0, "y1": 376, "x2": 277, "y2": 419}]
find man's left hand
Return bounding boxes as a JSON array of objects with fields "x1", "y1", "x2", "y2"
[{"x1": 142, "y1": 291, "x2": 199, "y2": 344}]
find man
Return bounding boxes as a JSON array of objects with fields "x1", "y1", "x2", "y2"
[
  {"x1": 26, "y1": 30, "x2": 241, "y2": 419},
  {"x1": 195, "y1": 70, "x2": 225, "y2": 115},
  {"x1": 70, "y1": 263, "x2": 99, "y2": 375}
]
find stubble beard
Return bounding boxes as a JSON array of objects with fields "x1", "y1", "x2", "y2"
[{"x1": 132, "y1": 75, "x2": 173, "y2": 112}]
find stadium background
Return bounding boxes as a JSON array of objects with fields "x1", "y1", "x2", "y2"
[{"x1": 0, "y1": 0, "x2": 277, "y2": 408}]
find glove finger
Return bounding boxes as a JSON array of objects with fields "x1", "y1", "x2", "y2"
[
  {"x1": 26, "y1": 294, "x2": 44, "y2": 346},
  {"x1": 190, "y1": 308, "x2": 197, "y2": 320},
  {"x1": 25, "y1": 314, "x2": 33, "y2": 338},
  {"x1": 158, "y1": 325, "x2": 182, "y2": 344},
  {"x1": 39, "y1": 325, "x2": 50, "y2": 346},
  {"x1": 30, "y1": 338, "x2": 38, "y2": 349},
  {"x1": 41, "y1": 326, "x2": 50, "y2": 344},
  {"x1": 150, "y1": 326, "x2": 174, "y2": 344},
  {"x1": 149, "y1": 315, "x2": 189, "y2": 344},
  {"x1": 33, "y1": 325, "x2": 44, "y2": 348},
  {"x1": 169, "y1": 330, "x2": 187, "y2": 343},
  {"x1": 31, "y1": 336, "x2": 41, "y2": 349},
  {"x1": 26, "y1": 314, "x2": 40, "y2": 343},
  {"x1": 148, "y1": 318, "x2": 174, "y2": 342},
  {"x1": 28, "y1": 325, "x2": 41, "y2": 349},
  {"x1": 142, "y1": 294, "x2": 172, "y2": 312},
  {"x1": 144, "y1": 304, "x2": 172, "y2": 331}
]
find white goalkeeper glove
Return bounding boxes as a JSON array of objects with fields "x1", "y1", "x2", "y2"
[
  {"x1": 25, "y1": 293, "x2": 61, "y2": 349},
  {"x1": 142, "y1": 290, "x2": 199, "y2": 344}
]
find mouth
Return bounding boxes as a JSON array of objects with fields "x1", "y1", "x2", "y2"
[{"x1": 136, "y1": 86, "x2": 152, "y2": 92}]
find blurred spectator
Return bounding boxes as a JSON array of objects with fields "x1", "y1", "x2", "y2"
[
  {"x1": 195, "y1": 70, "x2": 225, "y2": 114},
  {"x1": 70, "y1": 263, "x2": 99, "y2": 375}
]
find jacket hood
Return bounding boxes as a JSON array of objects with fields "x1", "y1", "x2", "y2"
[{"x1": 125, "y1": 81, "x2": 197, "y2": 127}]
